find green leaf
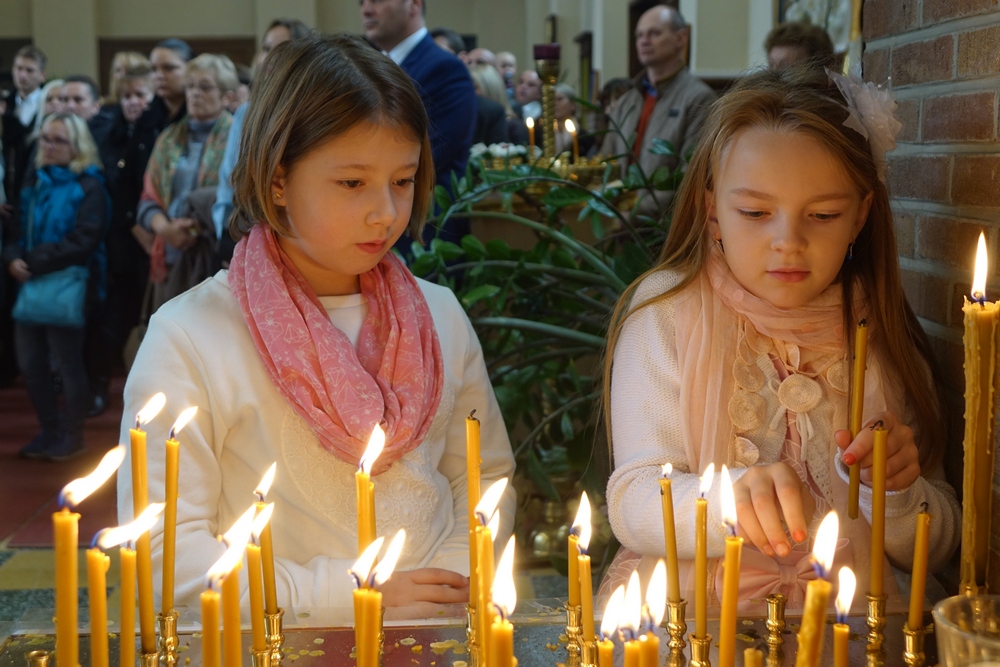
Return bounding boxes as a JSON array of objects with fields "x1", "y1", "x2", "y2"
[
  {"x1": 560, "y1": 411, "x2": 574, "y2": 440},
  {"x1": 587, "y1": 197, "x2": 616, "y2": 218},
  {"x1": 590, "y1": 213, "x2": 604, "y2": 241},
  {"x1": 649, "y1": 138, "x2": 676, "y2": 156},
  {"x1": 460, "y1": 235, "x2": 487, "y2": 260},
  {"x1": 624, "y1": 164, "x2": 646, "y2": 190},
  {"x1": 434, "y1": 185, "x2": 452, "y2": 211},
  {"x1": 461, "y1": 284, "x2": 501, "y2": 308},
  {"x1": 485, "y1": 238, "x2": 512, "y2": 260},
  {"x1": 551, "y1": 248, "x2": 578, "y2": 270},
  {"x1": 526, "y1": 448, "x2": 561, "y2": 500},
  {"x1": 430, "y1": 239, "x2": 464, "y2": 261},
  {"x1": 651, "y1": 165, "x2": 684, "y2": 192},
  {"x1": 409, "y1": 240, "x2": 426, "y2": 258},
  {"x1": 542, "y1": 186, "x2": 594, "y2": 209},
  {"x1": 410, "y1": 252, "x2": 438, "y2": 277}
]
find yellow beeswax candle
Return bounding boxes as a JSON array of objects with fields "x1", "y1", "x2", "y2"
[
  {"x1": 246, "y1": 544, "x2": 267, "y2": 652},
  {"x1": 621, "y1": 572, "x2": 643, "y2": 667},
  {"x1": 120, "y1": 546, "x2": 136, "y2": 667},
  {"x1": 870, "y1": 424, "x2": 887, "y2": 597},
  {"x1": 466, "y1": 411, "x2": 481, "y2": 531},
  {"x1": 353, "y1": 588, "x2": 381, "y2": 667},
  {"x1": 908, "y1": 509, "x2": 931, "y2": 630},
  {"x1": 201, "y1": 586, "x2": 221, "y2": 667},
  {"x1": 623, "y1": 638, "x2": 640, "y2": 667},
  {"x1": 641, "y1": 561, "x2": 666, "y2": 667},
  {"x1": 54, "y1": 508, "x2": 80, "y2": 667},
  {"x1": 253, "y1": 464, "x2": 278, "y2": 614},
  {"x1": 719, "y1": 466, "x2": 743, "y2": 667},
  {"x1": 575, "y1": 492, "x2": 595, "y2": 642},
  {"x1": 745, "y1": 648, "x2": 764, "y2": 667},
  {"x1": 600, "y1": 585, "x2": 625, "y2": 667},
  {"x1": 568, "y1": 533, "x2": 580, "y2": 606},
  {"x1": 639, "y1": 632, "x2": 658, "y2": 667},
  {"x1": 526, "y1": 117, "x2": 535, "y2": 148},
  {"x1": 848, "y1": 320, "x2": 868, "y2": 519},
  {"x1": 87, "y1": 547, "x2": 111, "y2": 667},
  {"x1": 659, "y1": 465, "x2": 680, "y2": 603},
  {"x1": 833, "y1": 623, "x2": 849, "y2": 667},
  {"x1": 135, "y1": 534, "x2": 155, "y2": 653},
  {"x1": 597, "y1": 639, "x2": 614, "y2": 667},
  {"x1": 834, "y1": 567, "x2": 856, "y2": 667},
  {"x1": 222, "y1": 566, "x2": 242, "y2": 667},
  {"x1": 162, "y1": 436, "x2": 179, "y2": 613},
  {"x1": 476, "y1": 525, "x2": 495, "y2": 658},
  {"x1": 131, "y1": 394, "x2": 163, "y2": 656},
  {"x1": 695, "y1": 463, "x2": 714, "y2": 639},
  {"x1": 794, "y1": 512, "x2": 839, "y2": 667},
  {"x1": 565, "y1": 118, "x2": 579, "y2": 163},
  {"x1": 356, "y1": 426, "x2": 384, "y2": 556},
  {"x1": 490, "y1": 536, "x2": 517, "y2": 667}
]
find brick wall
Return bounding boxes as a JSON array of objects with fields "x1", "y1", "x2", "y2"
[{"x1": 861, "y1": 0, "x2": 1000, "y2": 590}]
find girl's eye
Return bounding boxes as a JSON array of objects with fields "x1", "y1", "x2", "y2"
[
  {"x1": 395, "y1": 178, "x2": 416, "y2": 187},
  {"x1": 340, "y1": 180, "x2": 362, "y2": 189},
  {"x1": 738, "y1": 209, "x2": 767, "y2": 220},
  {"x1": 814, "y1": 212, "x2": 842, "y2": 221}
]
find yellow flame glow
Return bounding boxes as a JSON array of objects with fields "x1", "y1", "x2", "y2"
[
  {"x1": 136, "y1": 392, "x2": 166, "y2": 427},
  {"x1": 475, "y1": 478, "x2": 508, "y2": 524},
  {"x1": 96, "y1": 503, "x2": 165, "y2": 549},
  {"x1": 350, "y1": 536, "x2": 385, "y2": 587},
  {"x1": 373, "y1": 529, "x2": 406, "y2": 587},
  {"x1": 526, "y1": 116, "x2": 534, "y2": 129},
  {"x1": 813, "y1": 511, "x2": 840, "y2": 576},
  {"x1": 251, "y1": 503, "x2": 274, "y2": 540},
  {"x1": 565, "y1": 118, "x2": 577, "y2": 134},
  {"x1": 169, "y1": 406, "x2": 198, "y2": 439},
  {"x1": 661, "y1": 463, "x2": 672, "y2": 478},
  {"x1": 601, "y1": 584, "x2": 625, "y2": 640},
  {"x1": 621, "y1": 570, "x2": 642, "y2": 635},
  {"x1": 720, "y1": 465, "x2": 737, "y2": 528},
  {"x1": 255, "y1": 462, "x2": 277, "y2": 499},
  {"x1": 487, "y1": 510, "x2": 500, "y2": 541},
  {"x1": 646, "y1": 559, "x2": 667, "y2": 627},
  {"x1": 492, "y1": 536, "x2": 517, "y2": 617},
  {"x1": 698, "y1": 462, "x2": 715, "y2": 497},
  {"x1": 207, "y1": 506, "x2": 255, "y2": 584},
  {"x1": 973, "y1": 232, "x2": 989, "y2": 299},
  {"x1": 61, "y1": 445, "x2": 126, "y2": 508},
  {"x1": 835, "y1": 566, "x2": 856, "y2": 617},
  {"x1": 359, "y1": 425, "x2": 385, "y2": 475},
  {"x1": 572, "y1": 491, "x2": 592, "y2": 552}
]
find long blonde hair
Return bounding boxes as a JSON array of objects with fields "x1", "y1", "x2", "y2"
[
  {"x1": 603, "y1": 67, "x2": 945, "y2": 471},
  {"x1": 36, "y1": 113, "x2": 102, "y2": 174}
]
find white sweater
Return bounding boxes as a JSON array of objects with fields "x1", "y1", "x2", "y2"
[
  {"x1": 117, "y1": 272, "x2": 516, "y2": 612},
  {"x1": 606, "y1": 270, "x2": 961, "y2": 599}
]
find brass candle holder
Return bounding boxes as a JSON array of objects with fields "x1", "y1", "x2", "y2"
[
  {"x1": 689, "y1": 634, "x2": 712, "y2": 667},
  {"x1": 765, "y1": 594, "x2": 786, "y2": 647},
  {"x1": 766, "y1": 646, "x2": 783, "y2": 667},
  {"x1": 902, "y1": 624, "x2": 925, "y2": 667},
  {"x1": 668, "y1": 648, "x2": 688, "y2": 667},
  {"x1": 466, "y1": 604, "x2": 479, "y2": 667},
  {"x1": 580, "y1": 638, "x2": 597, "y2": 667},
  {"x1": 565, "y1": 603, "x2": 583, "y2": 665},
  {"x1": 140, "y1": 652, "x2": 159, "y2": 667},
  {"x1": 250, "y1": 647, "x2": 271, "y2": 667},
  {"x1": 264, "y1": 607, "x2": 285, "y2": 665},
  {"x1": 666, "y1": 599, "x2": 688, "y2": 650},
  {"x1": 866, "y1": 593, "x2": 888, "y2": 652},
  {"x1": 25, "y1": 650, "x2": 50, "y2": 667},
  {"x1": 533, "y1": 43, "x2": 560, "y2": 160},
  {"x1": 157, "y1": 610, "x2": 179, "y2": 666}
]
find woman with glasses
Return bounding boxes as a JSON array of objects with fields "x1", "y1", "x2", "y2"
[
  {"x1": 2, "y1": 112, "x2": 109, "y2": 461},
  {"x1": 137, "y1": 53, "x2": 235, "y2": 309}
]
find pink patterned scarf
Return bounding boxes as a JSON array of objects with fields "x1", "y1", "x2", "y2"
[{"x1": 228, "y1": 224, "x2": 444, "y2": 474}]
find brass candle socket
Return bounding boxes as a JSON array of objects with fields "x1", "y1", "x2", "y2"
[
  {"x1": 25, "y1": 650, "x2": 50, "y2": 667},
  {"x1": 668, "y1": 648, "x2": 688, "y2": 667},
  {"x1": 264, "y1": 607, "x2": 285, "y2": 665},
  {"x1": 902, "y1": 624, "x2": 925, "y2": 667},
  {"x1": 466, "y1": 604, "x2": 479, "y2": 666},
  {"x1": 250, "y1": 647, "x2": 272, "y2": 667},
  {"x1": 535, "y1": 58, "x2": 560, "y2": 159},
  {"x1": 580, "y1": 639, "x2": 597, "y2": 667},
  {"x1": 866, "y1": 593, "x2": 888, "y2": 653},
  {"x1": 666, "y1": 599, "x2": 688, "y2": 651},
  {"x1": 765, "y1": 593, "x2": 786, "y2": 647},
  {"x1": 765, "y1": 646, "x2": 783, "y2": 667},
  {"x1": 157, "y1": 610, "x2": 179, "y2": 667},
  {"x1": 565, "y1": 603, "x2": 583, "y2": 665},
  {"x1": 689, "y1": 634, "x2": 712, "y2": 667},
  {"x1": 140, "y1": 652, "x2": 160, "y2": 667}
]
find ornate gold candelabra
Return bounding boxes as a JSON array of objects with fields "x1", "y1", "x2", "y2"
[
  {"x1": 25, "y1": 650, "x2": 50, "y2": 667},
  {"x1": 140, "y1": 651, "x2": 159, "y2": 667},
  {"x1": 689, "y1": 633, "x2": 712, "y2": 667},
  {"x1": 157, "y1": 610, "x2": 179, "y2": 667},
  {"x1": 666, "y1": 599, "x2": 688, "y2": 651},
  {"x1": 534, "y1": 43, "x2": 560, "y2": 160},
  {"x1": 867, "y1": 593, "x2": 888, "y2": 652},
  {"x1": 466, "y1": 604, "x2": 480, "y2": 667},
  {"x1": 264, "y1": 608, "x2": 285, "y2": 665},
  {"x1": 250, "y1": 648, "x2": 271, "y2": 667},
  {"x1": 580, "y1": 638, "x2": 597, "y2": 667},
  {"x1": 902, "y1": 624, "x2": 925, "y2": 667},
  {"x1": 564, "y1": 603, "x2": 583, "y2": 665},
  {"x1": 766, "y1": 594, "x2": 786, "y2": 648}
]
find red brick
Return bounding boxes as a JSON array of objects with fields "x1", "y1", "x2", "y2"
[
  {"x1": 923, "y1": 92, "x2": 996, "y2": 142},
  {"x1": 896, "y1": 99, "x2": 920, "y2": 143},
  {"x1": 894, "y1": 210, "x2": 916, "y2": 257},
  {"x1": 953, "y1": 156, "x2": 1000, "y2": 206},
  {"x1": 917, "y1": 216, "x2": 989, "y2": 269},
  {"x1": 862, "y1": 47, "x2": 889, "y2": 84},
  {"x1": 901, "y1": 269, "x2": 951, "y2": 325},
  {"x1": 891, "y1": 36, "x2": 954, "y2": 86},
  {"x1": 863, "y1": 0, "x2": 919, "y2": 41},
  {"x1": 887, "y1": 155, "x2": 950, "y2": 202},
  {"x1": 924, "y1": 0, "x2": 1000, "y2": 24},
  {"x1": 958, "y1": 25, "x2": 1000, "y2": 79}
]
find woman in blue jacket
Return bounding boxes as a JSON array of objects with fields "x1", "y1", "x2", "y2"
[{"x1": 2, "y1": 112, "x2": 108, "y2": 461}]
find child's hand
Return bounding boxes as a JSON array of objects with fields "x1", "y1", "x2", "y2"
[
  {"x1": 733, "y1": 462, "x2": 816, "y2": 558},
  {"x1": 380, "y1": 567, "x2": 469, "y2": 615},
  {"x1": 836, "y1": 412, "x2": 920, "y2": 491}
]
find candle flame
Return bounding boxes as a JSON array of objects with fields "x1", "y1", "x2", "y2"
[
  {"x1": 359, "y1": 425, "x2": 385, "y2": 475},
  {"x1": 492, "y1": 536, "x2": 517, "y2": 618},
  {"x1": 600, "y1": 584, "x2": 625, "y2": 640},
  {"x1": 621, "y1": 570, "x2": 642, "y2": 638},
  {"x1": 96, "y1": 503, "x2": 165, "y2": 549},
  {"x1": 224, "y1": 506, "x2": 257, "y2": 548},
  {"x1": 373, "y1": 529, "x2": 406, "y2": 587},
  {"x1": 646, "y1": 559, "x2": 667, "y2": 628},
  {"x1": 487, "y1": 510, "x2": 501, "y2": 541},
  {"x1": 720, "y1": 464, "x2": 737, "y2": 530},
  {"x1": 812, "y1": 510, "x2": 840, "y2": 577},
  {"x1": 661, "y1": 463, "x2": 672, "y2": 478},
  {"x1": 207, "y1": 506, "x2": 255, "y2": 586},
  {"x1": 973, "y1": 232, "x2": 989, "y2": 300},
  {"x1": 526, "y1": 116, "x2": 534, "y2": 129},
  {"x1": 136, "y1": 392, "x2": 166, "y2": 427},
  {"x1": 251, "y1": 503, "x2": 274, "y2": 540},
  {"x1": 349, "y1": 536, "x2": 385, "y2": 588},
  {"x1": 475, "y1": 478, "x2": 508, "y2": 524},
  {"x1": 60, "y1": 445, "x2": 126, "y2": 508},
  {"x1": 565, "y1": 118, "x2": 577, "y2": 134},
  {"x1": 168, "y1": 406, "x2": 198, "y2": 439},
  {"x1": 572, "y1": 491, "x2": 592, "y2": 552},
  {"x1": 835, "y1": 566, "x2": 856, "y2": 618},
  {"x1": 255, "y1": 462, "x2": 277, "y2": 499},
  {"x1": 698, "y1": 462, "x2": 715, "y2": 497}
]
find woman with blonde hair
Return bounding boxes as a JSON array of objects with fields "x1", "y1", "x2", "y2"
[
  {"x1": 468, "y1": 64, "x2": 528, "y2": 145},
  {"x1": 2, "y1": 112, "x2": 109, "y2": 461}
]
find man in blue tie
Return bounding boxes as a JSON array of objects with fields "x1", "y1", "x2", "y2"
[{"x1": 360, "y1": 0, "x2": 477, "y2": 246}]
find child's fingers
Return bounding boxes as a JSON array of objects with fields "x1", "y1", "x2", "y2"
[
  {"x1": 734, "y1": 484, "x2": 776, "y2": 557},
  {"x1": 413, "y1": 582, "x2": 470, "y2": 604},
  {"x1": 747, "y1": 477, "x2": 792, "y2": 557},
  {"x1": 842, "y1": 412, "x2": 897, "y2": 467},
  {"x1": 409, "y1": 568, "x2": 469, "y2": 588},
  {"x1": 773, "y1": 472, "x2": 809, "y2": 544},
  {"x1": 834, "y1": 429, "x2": 852, "y2": 451},
  {"x1": 886, "y1": 461, "x2": 921, "y2": 492}
]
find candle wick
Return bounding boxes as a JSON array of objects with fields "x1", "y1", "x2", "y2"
[
  {"x1": 810, "y1": 558, "x2": 824, "y2": 580},
  {"x1": 469, "y1": 409, "x2": 477, "y2": 419},
  {"x1": 255, "y1": 492, "x2": 265, "y2": 503},
  {"x1": 134, "y1": 415, "x2": 141, "y2": 430},
  {"x1": 168, "y1": 428, "x2": 177, "y2": 440},
  {"x1": 919, "y1": 501, "x2": 928, "y2": 513},
  {"x1": 91, "y1": 530, "x2": 105, "y2": 550}
]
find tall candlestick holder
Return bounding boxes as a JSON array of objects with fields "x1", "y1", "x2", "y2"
[
  {"x1": 689, "y1": 634, "x2": 712, "y2": 667},
  {"x1": 466, "y1": 604, "x2": 479, "y2": 667},
  {"x1": 157, "y1": 610, "x2": 179, "y2": 667},
  {"x1": 765, "y1": 594, "x2": 786, "y2": 648},
  {"x1": 580, "y1": 639, "x2": 597, "y2": 667},
  {"x1": 140, "y1": 652, "x2": 159, "y2": 667},
  {"x1": 264, "y1": 608, "x2": 285, "y2": 665},
  {"x1": 902, "y1": 624, "x2": 925, "y2": 667},
  {"x1": 666, "y1": 599, "x2": 688, "y2": 650},
  {"x1": 25, "y1": 650, "x2": 50, "y2": 667},
  {"x1": 565, "y1": 603, "x2": 583, "y2": 665},
  {"x1": 533, "y1": 44, "x2": 560, "y2": 160},
  {"x1": 250, "y1": 648, "x2": 271, "y2": 667},
  {"x1": 668, "y1": 648, "x2": 688, "y2": 667},
  {"x1": 866, "y1": 593, "x2": 888, "y2": 652},
  {"x1": 766, "y1": 646, "x2": 783, "y2": 667}
]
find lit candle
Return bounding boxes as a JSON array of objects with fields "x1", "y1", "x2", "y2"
[
  {"x1": 489, "y1": 536, "x2": 517, "y2": 667},
  {"x1": 599, "y1": 585, "x2": 624, "y2": 667},
  {"x1": 253, "y1": 463, "x2": 279, "y2": 614},
  {"x1": 526, "y1": 116, "x2": 535, "y2": 148},
  {"x1": 201, "y1": 581, "x2": 221, "y2": 667},
  {"x1": 575, "y1": 492, "x2": 596, "y2": 644},
  {"x1": 695, "y1": 462, "x2": 714, "y2": 639},
  {"x1": 474, "y1": 478, "x2": 508, "y2": 654},
  {"x1": 356, "y1": 425, "x2": 384, "y2": 556},
  {"x1": 86, "y1": 545, "x2": 111, "y2": 667},
  {"x1": 206, "y1": 513, "x2": 252, "y2": 667},
  {"x1": 351, "y1": 529, "x2": 406, "y2": 667},
  {"x1": 55, "y1": 445, "x2": 126, "y2": 667},
  {"x1": 745, "y1": 648, "x2": 764, "y2": 667},
  {"x1": 567, "y1": 531, "x2": 580, "y2": 607},
  {"x1": 247, "y1": 503, "x2": 274, "y2": 652},
  {"x1": 640, "y1": 560, "x2": 666, "y2": 667},
  {"x1": 847, "y1": 320, "x2": 868, "y2": 520},
  {"x1": 834, "y1": 567, "x2": 856, "y2": 667},
  {"x1": 131, "y1": 392, "x2": 165, "y2": 655},
  {"x1": 565, "y1": 118, "x2": 579, "y2": 163},
  {"x1": 870, "y1": 422, "x2": 887, "y2": 597},
  {"x1": 794, "y1": 511, "x2": 839, "y2": 667},
  {"x1": 163, "y1": 406, "x2": 197, "y2": 615},
  {"x1": 718, "y1": 465, "x2": 743, "y2": 667},
  {"x1": 908, "y1": 506, "x2": 931, "y2": 630},
  {"x1": 960, "y1": 232, "x2": 999, "y2": 594},
  {"x1": 222, "y1": 507, "x2": 256, "y2": 667},
  {"x1": 120, "y1": 545, "x2": 136, "y2": 667},
  {"x1": 659, "y1": 464, "x2": 680, "y2": 603},
  {"x1": 467, "y1": 412, "x2": 481, "y2": 613},
  {"x1": 621, "y1": 572, "x2": 643, "y2": 667}
]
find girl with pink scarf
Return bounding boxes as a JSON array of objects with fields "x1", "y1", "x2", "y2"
[
  {"x1": 602, "y1": 68, "x2": 960, "y2": 613},
  {"x1": 117, "y1": 35, "x2": 515, "y2": 614}
]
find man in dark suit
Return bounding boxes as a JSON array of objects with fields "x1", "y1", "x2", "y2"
[{"x1": 361, "y1": 0, "x2": 477, "y2": 246}]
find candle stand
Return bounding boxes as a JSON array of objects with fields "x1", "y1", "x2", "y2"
[
  {"x1": 264, "y1": 608, "x2": 284, "y2": 665},
  {"x1": 25, "y1": 650, "x2": 50, "y2": 667},
  {"x1": 667, "y1": 648, "x2": 687, "y2": 667},
  {"x1": 250, "y1": 647, "x2": 271, "y2": 667},
  {"x1": 465, "y1": 604, "x2": 479, "y2": 667},
  {"x1": 580, "y1": 639, "x2": 596, "y2": 667},
  {"x1": 867, "y1": 593, "x2": 888, "y2": 652},
  {"x1": 901, "y1": 625, "x2": 925, "y2": 667},
  {"x1": 766, "y1": 594, "x2": 786, "y2": 648},
  {"x1": 140, "y1": 651, "x2": 159, "y2": 667},
  {"x1": 533, "y1": 44, "x2": 560, "y2": 160},
  {"x1": 766, "y1": 647, "x2": 784, "y2": 667},
  {"x1": 157, "y1": 610, "x2": 179, "y2": 667},
  {"x1": 666, "y1": 599, "x2": 688, "y2": 651},
  {"x1": 564, "y1": 603, "x2": 582, "y2": 665},
  {"x1": 689, "y1": 633, "x2": 712, "y2": 667}
]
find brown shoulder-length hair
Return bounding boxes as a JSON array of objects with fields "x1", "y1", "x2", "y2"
[
  {"x1": 603, "y1": 67, "x2": 946, "y2": 473},
  {"x1": 231, "y1": 33, "x2": 434, "y2": 241}
]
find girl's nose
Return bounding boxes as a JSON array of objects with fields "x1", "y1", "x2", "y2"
[
  {"x1": 366, "y1": 186, "x2": 397, "y2": 227},
  {"x1": 770, "y1": 215, "x2": 808, "y2": 253}
]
